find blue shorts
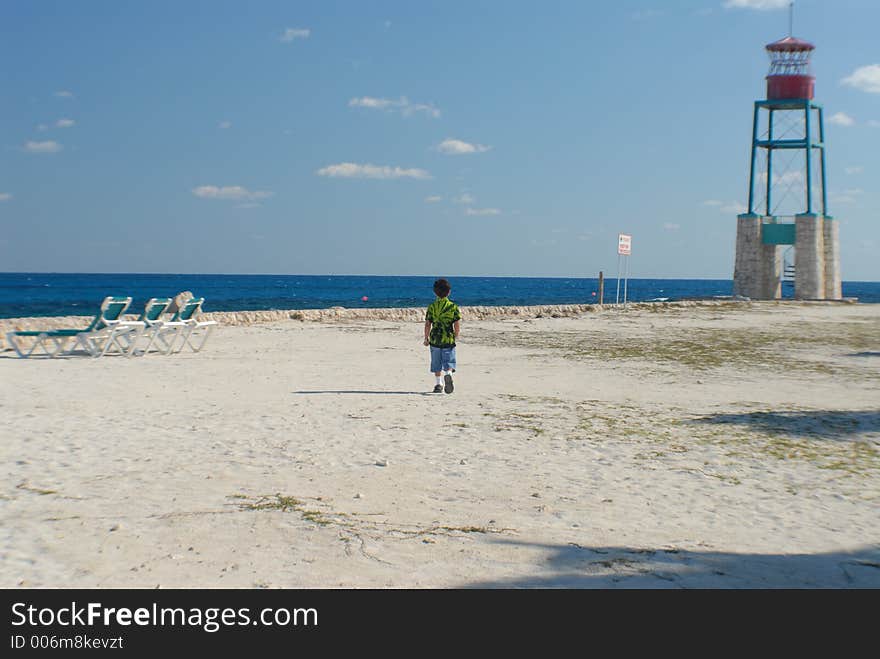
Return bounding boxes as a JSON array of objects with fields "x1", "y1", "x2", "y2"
[{"x1": 430, "y1": 346, "x2": 456, "y2": 373}]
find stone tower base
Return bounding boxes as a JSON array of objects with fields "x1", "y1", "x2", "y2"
[
  {"x1": 734, "y1": 214, "x2": 781, "y2": 299},
  {"x1": 733, "y1": 213, "x2": 841, "y2": 301}
]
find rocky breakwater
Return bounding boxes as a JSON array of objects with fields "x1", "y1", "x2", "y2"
[{"x1": 0, "y1": 300, "x2": 764, "y2": 352}]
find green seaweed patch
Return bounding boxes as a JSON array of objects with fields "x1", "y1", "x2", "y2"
[
  {"x1": 233, "y1": 494, "x2": 342, "y2": 526},
  {"x1": 469, "y1": 323, "x2": 880, "y2": 376},
  {"x1": 718, "y1": 433, "x2": 880, "y2": 477},
  {"x1": 490, "y1": 411, "x2": 546, "y2": 437},
  {"x1": 438, "y1": 525, "x2": 493, "y2": 534},
  {"x1": 17, "y1": 483, "x2": 57, "y2": 496}
]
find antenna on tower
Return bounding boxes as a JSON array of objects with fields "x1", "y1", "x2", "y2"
[{"x1": 789, "y1": 1, "x2": 794, "y2": 37}]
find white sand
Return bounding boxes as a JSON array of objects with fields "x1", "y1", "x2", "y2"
[{"x1": 1, "y1": 302, "x2": 879, "y2": 588}]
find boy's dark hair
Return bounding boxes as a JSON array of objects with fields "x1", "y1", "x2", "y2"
[{"x1": 433, "y1": 278, "x2": 451, "y2": 297}]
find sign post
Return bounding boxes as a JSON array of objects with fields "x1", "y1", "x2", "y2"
[{"x1": 616, "y1": 233, "x2": 631, "y2": 306}]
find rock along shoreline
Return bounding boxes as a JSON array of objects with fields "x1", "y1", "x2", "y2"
[{"x1": 0, "y1": 298, "x2": 858, "y2": 351}]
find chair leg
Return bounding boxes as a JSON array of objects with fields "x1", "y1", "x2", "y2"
[
  {"x1": 152, "y1": 327, "x2": 178, "y2": 355},
  {"x1": 181, "y1": 325, "x2": 197, "y2": 352},
  {"x1": 170, "y1": 326, "x2": 188, "y2": 354},
  {"x1": 48, "y1": 336, "x2": 72, "y2": 357},
  {"x1": 140, "y1": 328, "x2": 162, "y2": 356},
  {"x1": 126, "y1": 328, "x2": 147, "y2": 357},
  {"x1": 6, "y1": 333, "x2": 28, "y2": 358},
  {"x1": 36, "y1": 334, "x2": 59, "y2": 357},
  {"x1": 188, "y1": 324, "x2": 214, "y2": 352},
  {"x1": 69, "y1": 333, "x2": 98, "y2": 357},
  {"x1": 100, "y1": 328, "x2": 132, "y2": 357}
]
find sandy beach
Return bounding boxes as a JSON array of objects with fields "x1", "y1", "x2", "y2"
[{"x1": 1, "y1": 301, "x2": 879, "y2": 588}]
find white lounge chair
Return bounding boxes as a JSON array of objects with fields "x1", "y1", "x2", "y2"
[
  {"x1": 144, "y1": 297, "x2": 217, "y2": 355},
  {"x1": 6, "y1": 296, "x2": 132, "y2": 358},
  {"x1": 113, "y1": 297, "x2": 173, "y2": 357},
  {"x1": 176, "y1": 297, "x2": 217, "y2": 353}
]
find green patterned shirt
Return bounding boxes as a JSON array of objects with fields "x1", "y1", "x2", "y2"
[{"x1": 426, "y1": 297, "x2": 461, "y2": 347}]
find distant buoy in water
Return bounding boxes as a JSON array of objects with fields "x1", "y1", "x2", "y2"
[
  {"x1": 361, "y1": 296, "x2": 369, "y2": 302},
  {"x1": 591, "y1": 292, "x2": 596, "y2": 296}
]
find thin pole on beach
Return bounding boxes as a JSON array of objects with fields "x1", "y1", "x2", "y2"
[
  {"x1": 615, "y1": 255, "x2": 621, "y2": 305},
  {"x1": 623, "y1": 255, "x2": 629, "y2": 306},
  {"x1": 598, "y1": 271, "x2": 604, "y2": 305}
]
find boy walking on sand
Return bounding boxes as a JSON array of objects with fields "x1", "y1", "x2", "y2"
[{"x1": 424, "y1": 278, "x2": 461, "y2": 394}]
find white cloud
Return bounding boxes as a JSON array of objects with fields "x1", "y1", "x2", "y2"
[
  {"x1": 841, "y1": 64, "x2": 880, "y2": 94},
  {"x1": 218, "y1": 120, "x2": 232, "y2": 129},
  {"x1": 24, "y1": 140, "x2": 62, "y2": 154},
  {"x1": 453, "y1": 193, "x2": 475, "y2": 205},
  {"x1": 349, "y1": 96, "x2": 394, "y2": 110},
  {"x1": 348, "y1": 96, "x2": 440, "y2": 118},
  {"x1": 280, "y1": 28, "x2": 310, "y2": 42},
  {"x1": 402, "y1": 101, "x2": 441, "y2": 118},
  {"x1": 436, "y1": 138, "x2": 491, "y2": 155},
  {"x1": 723, "y1": 0, "x2": 789, "y2": 9},
  {"x1": 776, "y1": 171, "x2": 803, "y2": 185},
  {"x1": 759, "y1": 171, "x2": 803, "y2": 186},
  {"x1": 0, "y1": 193, "x2": 12, "y2": 202},
  {"x1": 55, "y1": 118, "x2": 75, "y2": 128},
  {"x1": 315, "y1": 163, "x2": 432, "y2": 180},
  {"x1": 706, "y1": 199, "x2": 749, "y2": 214},
  {"x1": 663, "y1": 223, "x2": 680, "y2": 230},
  {"x1": 54, "y1": 90, "x2": 74, "y2": 98},
  {"x1": 829, "y1": 112, "x2": 855, "y2": 127},
  {"x1": 721, "y1": 203, "x2": 748, "y2": 214},
  {"x1": 868, "y1": 120, "x2": 880, "y2": 128},
  {"x1": 192, "y1": 185, "x2": 273, "y2": 201},
  {"x1": 708, "y1": 200, "x2": 748, "y2": 214},
  {"x1": 425, "y1": 195, "x2": 443, "y2": 203},
  {"x1": 831, "y1": 189, "x2": 863, "y2": 204},
  {"x1": 845, "y1": 166, "x2": 863, "y2": 175},
  {"x1": 465, "y1": 207, "x2": 501, "y2": 216}
]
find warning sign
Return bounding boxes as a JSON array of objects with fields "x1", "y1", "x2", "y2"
[{"x1": 618, "y1": 234, "x2": 632, "y2": 256}]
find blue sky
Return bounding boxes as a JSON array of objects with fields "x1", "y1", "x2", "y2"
[{"x1": 1, "y1": 0, "x2": 878, "y2": 279}]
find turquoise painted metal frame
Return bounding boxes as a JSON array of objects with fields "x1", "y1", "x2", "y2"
[{"x1": 746, "y1": 100, "x2": 828, "y2": 217}]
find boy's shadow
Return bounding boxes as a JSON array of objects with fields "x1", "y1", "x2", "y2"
[{"x1": 292, "y1": 390, "x2": 435, "y2": 396}]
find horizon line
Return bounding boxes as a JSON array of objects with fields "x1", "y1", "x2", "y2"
[{"x1": 0, "y1": 271, "x2": 743, "y2": 281}]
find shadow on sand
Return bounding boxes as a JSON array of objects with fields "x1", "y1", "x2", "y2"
[
  {"x1": 293, "y1": 390, "x2": 435, "y2": 396},
  {"x1": 466, "y1": 540, "x2": 880, "y2": 588},
  {"x1": 0, "y1": 352, "x2": 126, "y2": 360},
  {"x1": 690, "y1": 409, "x2": 880, "y2": 440}
]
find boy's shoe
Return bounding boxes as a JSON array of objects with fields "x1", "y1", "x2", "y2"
[
  {"x1": 444, "y1": 373, "x2": 454, "y2": 394},
  {"x1": 433, "y1": 384, "x2": 443, "y2": 393}
]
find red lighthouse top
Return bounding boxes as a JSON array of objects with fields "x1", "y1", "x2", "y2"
[
  {"x1": 765, "y1": 36, "x2": 815, "y2": 100},
  {"x1": 766, "y1": 36, "x2": 815, "y2": 53}
]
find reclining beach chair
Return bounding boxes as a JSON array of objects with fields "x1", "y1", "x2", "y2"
[
  {"x1": 176, "y1": 297, "x2": 218, "y2": 353},
  {"x1": 111, "y1": 297, "x2": 172, "y2": 357},
  {"x1": 142, "y1": 297, "x2": 216, "y2": 355},
  {"x1": 5, "y1": 296, "x2": 132, "y2": 358}
]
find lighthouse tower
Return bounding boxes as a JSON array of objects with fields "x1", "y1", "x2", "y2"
[{"x1": 733, "y1": 31, "x2": 842, "y2": 300}]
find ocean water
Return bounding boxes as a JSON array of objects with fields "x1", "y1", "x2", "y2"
[{"x1": 0, "y1": 273, "x2": 878, "y2": 319}]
